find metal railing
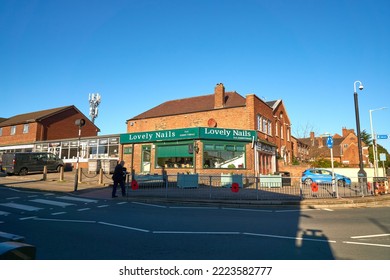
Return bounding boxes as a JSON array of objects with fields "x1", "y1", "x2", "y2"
[{"x1": 125, "y1": 174, "x2": 387, "y2": 201}]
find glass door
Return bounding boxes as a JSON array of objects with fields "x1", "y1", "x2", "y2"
[{"x1": 141, "y1": 145, "x2": 151, "y2": 173}]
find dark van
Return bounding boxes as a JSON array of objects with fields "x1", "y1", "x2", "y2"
[{"x1": 1, "y1": 152, "x2": 64, "y2": 176}]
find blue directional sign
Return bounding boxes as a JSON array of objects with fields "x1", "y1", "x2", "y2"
[
  {"x1": 326, "y1": 136, "x2": 333, "y2": 149},
  {"x1": 377, "y1": 134, "x2": 389, "y2": 140}
]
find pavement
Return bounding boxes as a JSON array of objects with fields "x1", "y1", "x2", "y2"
[{"x1": 1, "y1": 171, "x2": 390, "y2": 209}]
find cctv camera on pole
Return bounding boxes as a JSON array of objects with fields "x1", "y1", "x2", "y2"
[{"x1": 74, "y1": 118, "x2": 86, "y2": 191}]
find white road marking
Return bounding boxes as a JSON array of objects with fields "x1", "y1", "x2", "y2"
[
  {"x1": 0, "y1": 202, "x2": 42, "y2": 211},
  {"x1": 343, "y1": 241, "x2": 390, "y2": 248},
  {"x1": 98, "y1": 222, "x2": 150, "y2": 233},
  {"x1": 171, "y1": 206, "x2": 219, "y2": 210},
  {"x1": 97, "y1": 205, "x2": 109, "y2": 208},
  {"x1": 19, "y1": 216, "x2": 37, "y2": 220},
  {"x1": 275, "y1": 209, "x2": 320, "y2": 213},
  {"x1": 56, "y1": 196, "x2": 98, "y2": 203},
  {"x1": 51, "y1": 212, "x2": 67, "y2": 216},
  {"x1": 29, "y1": 199, "x2": 75, "y2": 207},
  {"x1": 243, "y1": 232, "x2": 337, "y2": 243},
  {"x1": 34, "y1": 218, "x2": 96, "y2": 223},
  {"x1": 77, "y1": 208, "x2": 91, "y2": 212},
  {"x1": 0, "y1": 211, "x2": 10, "y2": 216},
  {"x1": 351, "y1": 233, "x2": 390, "y2": 239},
  {"x1": 153, "y1": 231, "x2": 241, "y2": 235},
  {"x1": 222, "y1": 207, "x2": 273, "y2": 213},
  {"x1": 132, "y1": 202, "x2": 167, "y2": 208},
  {"x1": 116, "y1": 202, "x2": 128, "y2": 205},
  {"x1": 6, "y1": 197, "x2": 20, "y2": 200}
]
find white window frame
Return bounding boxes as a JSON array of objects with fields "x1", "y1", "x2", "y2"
[
  {"x1": 23, "y1": 124, "x2": 29, "y2": 134},
  {"x1": 257, "y1": 115, "x2": 262, "y2": 132}
]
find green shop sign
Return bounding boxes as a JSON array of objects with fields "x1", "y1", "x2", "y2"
[
  {"x1": 120, "y1": 127, "x2": 256, "y2": 144},
  {"x1": 199, "y1": 127, "x2": 256, "y2": 141}
]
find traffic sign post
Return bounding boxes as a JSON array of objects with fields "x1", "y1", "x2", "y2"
[{"x1": 326, "y1": 136, "x2": 337, "y2": 197}]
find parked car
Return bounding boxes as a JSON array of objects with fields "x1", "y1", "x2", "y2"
[
  {"x1": 1, "y1": 152, "x2": 64, "y2": 176},
  {"x1": 301, "y1": 168, "x2": 351, "y2": 187}
]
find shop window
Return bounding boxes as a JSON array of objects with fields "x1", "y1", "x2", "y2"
[
  {"x1": 156, "y1": 144, "x2": 194, "y2": 168},
  {"x1": 203, "y1": 142, "x2": 245, "y2": 169}
]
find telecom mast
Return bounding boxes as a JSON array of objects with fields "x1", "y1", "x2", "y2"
[{"x1": 89, "y1": 93, "x2": 101, "y2": 123}]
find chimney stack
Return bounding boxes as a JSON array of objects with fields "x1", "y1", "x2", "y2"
[
  {"x1": 214, "y1": 83, "x2": 225, "y2": 109},
  {"x1": 310, "y1": 131, "x2": 315, "y2": 146}
]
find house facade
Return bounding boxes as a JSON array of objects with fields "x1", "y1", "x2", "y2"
[
  {"x1": 121, "y1": 83, "x2": 293, "y2": 176},
  {"x1": 0, "y1": 106, "x2": 100, "y2": 156},
  {"x1": 299, "y1": 128, "x2": 369, "y2": 166}
]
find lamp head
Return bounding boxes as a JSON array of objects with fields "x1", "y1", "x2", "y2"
[{"x1": 359, "y1": 84, "x2": 364, "y2": 90}]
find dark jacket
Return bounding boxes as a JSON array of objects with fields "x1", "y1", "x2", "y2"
[{"x1": 112, "y1": 164, "x2": 125, "y2": 182}]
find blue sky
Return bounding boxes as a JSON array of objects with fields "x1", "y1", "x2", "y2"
[{"x1": 1, "y1": 0, "x2": 389, "y2": 152}]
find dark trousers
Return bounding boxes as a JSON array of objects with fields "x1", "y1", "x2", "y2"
[{"x1": 112, "y1": 180, "x2": 126, "y2": 197}]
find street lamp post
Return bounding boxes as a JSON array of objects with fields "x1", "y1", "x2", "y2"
[
  {"x1": 353, "y1": 81, "x2": 367, "y2": 195},
  {"x1": 74, "y1": 119, "x2": 86, "y2": 192},
  {"x1": 369, "y1": 107, "x2": 387, "y2": 178}
]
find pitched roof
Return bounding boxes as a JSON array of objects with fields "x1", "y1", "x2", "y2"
[
  {"x1": 266, "y1": 100, "x2": 280, "y2": 110},
  {"x1": 129, "y1": 91, "x2": 246, "y2": 121},
  {"x1": 0, "y1": 106, "x2": 78, "y2": 127},
  {"x1": 299, "y1": 134, "x2": 352, "y2": 158}
]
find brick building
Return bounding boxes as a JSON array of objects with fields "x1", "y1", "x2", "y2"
[
  {"x1": 0, "y1": 106, "x2": 99, "y2": 154},
  {"x1": 121, "y1": 83, "x2": 293, "y2": 176},
  {"x1": 299, "y1": 128, "x2": 369, "y2": 166}
]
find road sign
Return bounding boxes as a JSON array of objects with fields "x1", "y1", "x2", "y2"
[
  {"x1": 377, "y1": 134, "x2": 389, "y2": 140},
  {"x1": 326, "y1": 136, "x2": 333, "y2": 149},
  {"x1": 379, "y1": 153, "x2": 387, "y2": 162}
]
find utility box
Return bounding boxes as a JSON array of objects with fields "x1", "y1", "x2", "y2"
[
  {"x1": 88, "y1": 159, "x2": 101, "y2": 173},
  {"x1": 102, "y1": 160, "x2": 117, "y2": 174}
]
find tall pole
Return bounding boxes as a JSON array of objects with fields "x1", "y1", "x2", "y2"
[
  {"x1": 369, "y1": 107, "x2": 387, "y2": 178},
  {"x1": 369, "y1": 109, "x2": 377, "y2": 178},
  {"x1": 74, "y1": 119, "x2": 85, "y2": 192},
  {"x1": 353, "y1": 81, "x2": 367, "y2": 195}
]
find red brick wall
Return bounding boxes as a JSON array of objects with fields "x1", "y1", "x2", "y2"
[
  {"x1": 40, "y1": 108, "x2": 98, "y2": 140},
  {"x1": 0, "y1": 108, "x2": 98, "y2": 146},
  {"x1": 124, "y1": 94, "x2": 274, "y2": 176},
  {"x1": 0, "y1": 123, "x2": 39, "y2": 145},
  {"x1": 127, "y1": 106, "x2": 249, "y2": 133}
]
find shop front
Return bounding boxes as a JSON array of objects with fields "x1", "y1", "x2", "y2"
[{"x1": 120, "y1": 127, "x2": 268, "y2": 175}]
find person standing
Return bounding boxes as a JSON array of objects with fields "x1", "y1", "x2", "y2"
[{"x1": 112, "y1": 160, "x2": 126, "y2": 198}]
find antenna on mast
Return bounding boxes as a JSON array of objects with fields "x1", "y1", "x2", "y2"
[{"x1": 89, "y1": 93, "x2": 101, "y2": 123}]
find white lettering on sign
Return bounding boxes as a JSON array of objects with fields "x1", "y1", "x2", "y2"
[
  {"x1": 128, "y1": 133, "x2": 153, "y2": 141},
  {"x1": 155, "y1": 131, "x2": 176, "y2": 139},
  {"x1": 233, "y1": 130, "x2": 252, "y2": 137},
  {"x1": 204, "y1": 128, "x2": 231, "y2": 137}
]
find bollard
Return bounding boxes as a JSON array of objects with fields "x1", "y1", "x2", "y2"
[
  {"x1": 98, "y1": 168, "x2": 104, "y2": 185},
  {"x1": 59, "y1": 165, "x2": 64, "y2": 181},
  {"x1": 78, "y1": 168, "x2": 82, "y2": 183},
  {"x1": 42, "y1": 165, "x2": 47, "y2": 181}
]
